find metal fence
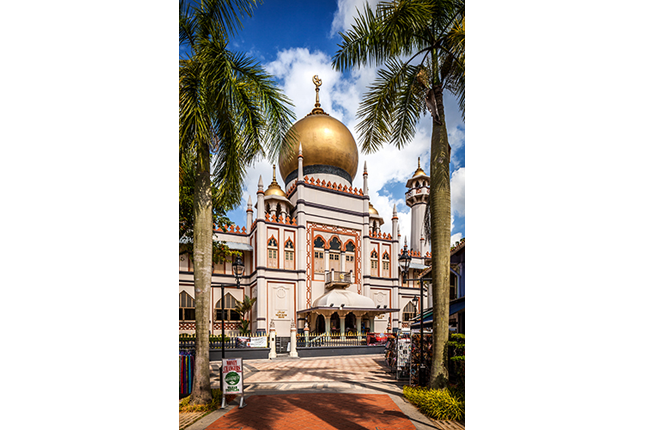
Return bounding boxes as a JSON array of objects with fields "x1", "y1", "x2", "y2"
[
  {"x1": 179, "y1": 334, "x2": 267, "y2": 351},
  {"x1": 296, "y1": 332, "x2": 391, "y2": 348}
]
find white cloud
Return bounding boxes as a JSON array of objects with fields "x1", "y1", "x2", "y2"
[
  {"x1": 236, "y1": 15, "x2": 464, "y2": 245},
  {"x1": 330, "y1": 0, "x2": 381, "y2": 36},
  {"x1": 451, "y1": 167, "x2": 465, "y2": 217}
]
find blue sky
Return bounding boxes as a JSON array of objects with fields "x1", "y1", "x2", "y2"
[{"x1": 190, "y1": 0, "x2": 466, "y2": 248}]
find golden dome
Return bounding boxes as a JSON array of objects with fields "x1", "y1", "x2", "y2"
[
  {"x1": 369, "y1": 202, "x2": 379, "y2": 216},
  {"x1": 265, "y1": 165, "x2": 286, "y2": 197},
  {"x1": 278, "y1": 76, "x2": 358, "y2": 183},
  {"x1": 413, "y1": 157, "x2": 426, "y2": 177}
]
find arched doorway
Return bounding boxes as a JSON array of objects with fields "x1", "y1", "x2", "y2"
[
  {"x1": 345, "y1": 313, "x2": 357, "y2": 333},
  {"x1": 330, "y1": 312, "x2": 340, "y2": 334},
  {"x1": 315, "y1": 314, "x2": 325, "y2": 334}
]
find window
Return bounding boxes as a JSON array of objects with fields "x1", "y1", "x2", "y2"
[
  {"x1": 314, "y1": 237, "x2": 325, "y2": 273},
  {"x1": 179, "y1": 291, "x2": 195, "y2": 321},
  {"x1": 382, "y1": 252, "x2": 390, "y2": 277},
  {"x1": 285, "y1": 239, "x2": 294, "y2": 270},
  {"x1": 215, "y1": 293, "x2": 241, "y2": 321},
  {"x1": 370, "y1": 250, "x2": 379, "y2": 277},
  {"x1": 268, "y1": 236, "x2": 278, "y2": 268},
  {"x1": 402, "y1": 301, "x2": 417, "y2": 322},
  {"x1": 345, "y1": 241, "x2": 355, "y2": 266},
  {"x1": 329, "y1": 237, "x2": 341, "y2": 271}
]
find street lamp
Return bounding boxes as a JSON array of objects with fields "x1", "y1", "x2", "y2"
[
  {"x1": 221, "y1": 254, "x2": 245, "y2": 360},
  {"x1": 219, "y1": 254, "x2": 244, "y2": 393},
  {"x1": 399, "y1": 237, "x2": 430, "y2": 386}
]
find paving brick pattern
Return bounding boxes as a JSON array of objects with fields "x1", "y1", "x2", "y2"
[
  {"x1": 204, "y1": 393, "x2": 416, "y2": 430},
  {"x1": 243, "y1": 356, "x2": 393, "y2": 384},
  {"x1": 180, "y1": 355, "x2": 465, "y2": 430}
]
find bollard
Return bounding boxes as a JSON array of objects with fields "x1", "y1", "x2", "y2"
[
  {"x1": 268, "y1": 320, "x2": 277, "y2": 359},
  {"x1": 304, "y1": 322, "x2": 310, "y2": 347},
  {"x1": 289, "y1": 319, "x2": 299, "y2": 358}
]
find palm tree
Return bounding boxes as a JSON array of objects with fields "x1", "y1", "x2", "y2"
[
  {"x1": 180, "y1": 0, "x2": 295, "y2": 405},
  {"x1": 234, "y1": 295, "x2": 257, "y2": 335},
  {"x1": 332, "y1": 0, "x2": 464, "y2": 388}
]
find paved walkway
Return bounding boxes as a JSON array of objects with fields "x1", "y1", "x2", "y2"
[{"x1": 181, "y1": 354, "x2": 465, "y2": 430}]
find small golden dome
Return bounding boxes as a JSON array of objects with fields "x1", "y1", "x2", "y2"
[
  {"x1": 369, "y1": 202, "x2": 379, "y2": 216},
  {"x1": 413, "y1": 157, "x2": 426, "y2": 177},
  {"x1": 278, "y1": 76, "x2": 358, "y2": 183},
  {"x1": 265, "y1": 165, "x2": 286, "y2": 197}
]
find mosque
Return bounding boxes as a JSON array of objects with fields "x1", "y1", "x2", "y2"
[{"x1": 179, "y1": 76, "x2": 448, "y2": 338}]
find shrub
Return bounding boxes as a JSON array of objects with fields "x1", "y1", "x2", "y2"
[
  {"x1": 179, "y1": 389, "x2": 223, "y2": 412},
  {"x1": 403, "y1": 386, "x2": 465, "y2": 421}
]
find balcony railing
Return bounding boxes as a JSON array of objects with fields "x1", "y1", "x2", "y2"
[{"x1": 324, "y1": 270, "x2": 353, "y2": 287}]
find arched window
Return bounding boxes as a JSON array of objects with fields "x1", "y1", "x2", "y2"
[
  {"x1": 179, "y1": 291, "x2": 195, "y2": 322},
  {"x1": 284, "y1": 239, "x2": 295, "y2": 270},
  {"x1": 402, "y1": 301, "x2": 417, "y2": 322},
  {"x1": 329, "y1": 237, "x2": 341, "y2": 272},
  {"x1": 313, "y1": 236, "x2": 325, "y2": 273},
  {"x1": 267, "y1": 236, "x2": 278, "y2": 268},
  {"x1": 215, "y1": 293, "x2": 241, "y2": 321},
  {"x1": 382, "y1": 252, "x2": 390, "y2": 277},
  {"x1": 370, "y1": 250, "x2": 379, "y2": 277},
  {"x1": 344, "y1": 241, "x2": 355, "y2": 267}
]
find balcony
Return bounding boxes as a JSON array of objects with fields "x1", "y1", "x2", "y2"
[{"x1": 324, "y1": 270, "x2": 353, "y2": 288}]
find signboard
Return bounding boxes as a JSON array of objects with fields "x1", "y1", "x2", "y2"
[
  {"x1": 222, "y1": 358, "x2": 244, "y2": 394},
  {"x1": 397, "y1": 339, "x2": 411, "y2": 370},
  {"x1": 236, "y1": 336, "x2": 268, "y2": 348},
  {"x1": 250, "y1": 336, "x2": 267, "y2": 348}
]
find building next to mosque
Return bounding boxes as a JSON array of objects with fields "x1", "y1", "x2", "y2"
[{"x1": 179, "y1": 76, "x2": 464, "y2": 338}]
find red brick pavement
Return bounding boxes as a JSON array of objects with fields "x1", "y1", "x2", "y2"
[{"x1": 204, "y1": 393, "x2": 416, "y2": 430}]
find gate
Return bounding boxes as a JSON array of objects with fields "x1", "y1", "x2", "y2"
[{"x1": 275, "y1": 336, "x2": 290, "y2": 353}]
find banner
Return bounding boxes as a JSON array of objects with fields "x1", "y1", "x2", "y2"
[
  {"x1": 222, "y1": 358, "x2": 243, "y2": 394},
  {"x1": 249, "y1": 336, "x2": 267, "y2": 348},
  {"x1": 235, "y1": 336, "x2": 267, "y2": 348}
]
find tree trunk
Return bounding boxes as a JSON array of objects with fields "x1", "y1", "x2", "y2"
[
  {"x1": 429, "y1": 82, "x2": 451, "y2": 389},
  {"x1": 190, "y1": 142, "x2": 213, "y2": 405}
]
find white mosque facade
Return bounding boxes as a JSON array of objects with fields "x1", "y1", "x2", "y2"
[{"x1": 179, "y1": 79, "x2": 437, "y2": 337}]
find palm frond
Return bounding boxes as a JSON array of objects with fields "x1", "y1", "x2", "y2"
[{"x1": 391, "y1": 63, "x2": 425, "y2": 149}]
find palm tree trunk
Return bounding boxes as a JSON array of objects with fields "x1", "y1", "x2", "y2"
[
  {"x1": 429, "y1": 82, "x2": 451, "y2": 389},
  {"x1": 190, "y1": 142, "x2": 213, "y2": 405}
]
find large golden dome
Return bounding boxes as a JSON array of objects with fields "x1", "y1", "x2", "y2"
[{"x1": 278, "y1": 76, "x2": 358, "y2": 184}]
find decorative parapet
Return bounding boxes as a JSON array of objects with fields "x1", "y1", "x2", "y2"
[
  {"x1": 264, "y1": 212, "x2": 298, "y2": 226},
  {"x1": 287, "y1": 175, "x2": 364, "y2": 198},
  {"x1": 369, "y1": 230, "x2": 392, "y2": 240},
  {"x1": 214, "y1": 223, "x2": 247, "y2": 235}
]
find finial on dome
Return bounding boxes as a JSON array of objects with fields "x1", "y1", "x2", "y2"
[
  {"x1": 272, "y1": 164, "x2": 277, "y2": 181},
  {"x1": 418, "y1": 157, "x2": 421, "y2": 168},
  {"x1": 308, "y1": 75, "x2": 327, "y2": 116}
]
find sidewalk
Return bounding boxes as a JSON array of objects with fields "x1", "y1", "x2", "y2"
[{"x1": 181, "y1": 355, "x2": 464, "y2": 430}]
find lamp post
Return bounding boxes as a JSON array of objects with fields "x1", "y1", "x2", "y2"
[
  {"x1": 399, "y1": 237, "x2": 430, "y2": 386},
  {"x1": 219, "y1": 254, "x2": 244, "y2": 392}
]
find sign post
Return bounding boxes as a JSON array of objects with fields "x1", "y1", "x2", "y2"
[{"x1": 221, "y1": 357, "x2": 245, "y2": 409}]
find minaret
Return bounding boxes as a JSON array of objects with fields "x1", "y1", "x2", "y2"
[
  {"x1": 362, "y1": 161, "x2": 371, "y2": 299},
  {"x1": 297, "y1": 142, "x2": 303, "y2": 181},
  {"x1": 392, "y1": 204, "x2": 399, "y2": 258},
  {"x1": 255, "y1": 175, "x2": 267, "y2": 334},
  {"x1": 296, "y1": 141, "x2": 307, "y2": 329},
  {"x1": 363, "y1": 161, "x2": 369, "y2": 196},
  {"x1": 246, "y1": 195, "x2": 253, "y2": 232},
  {"x1": 257, "y1": 175, "x2": 265, "y2": 219},
  {"x1": 405, "y1": 157, "x2": 430, "y2": 253}
]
